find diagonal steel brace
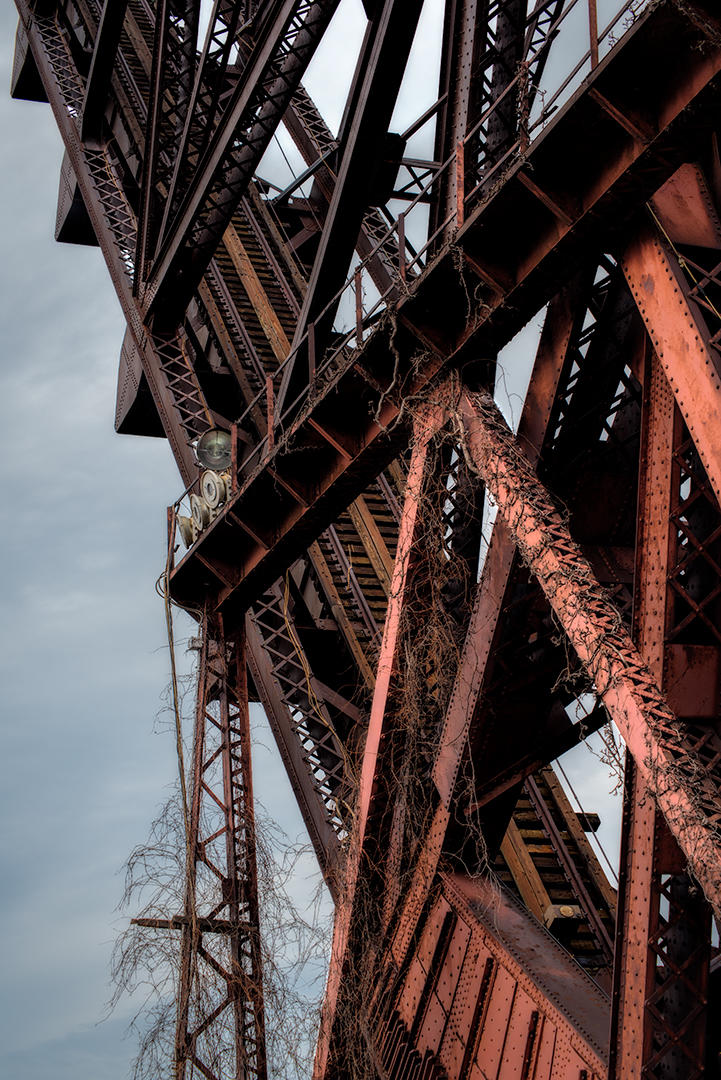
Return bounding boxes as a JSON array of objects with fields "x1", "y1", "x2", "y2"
[{"x1": 459, "y1": 388, "x2": 721, "y2": 921}]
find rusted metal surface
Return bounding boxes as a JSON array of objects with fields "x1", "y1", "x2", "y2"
[
  {"x1": 167, "y1": 0, "x2": 721, "y2": 614},
  {"x1": 287, "y1": 0, "x2": 426, "y2": 361},
  {"x1": 375, "y1": 874, "x2": 609, "y2": 1080},
  {"x1": 609, "y1": 349, "x2": 713, "y2": 1078},
  {"x1": 609, "y1": 348, "x2": 675, "y2": 1076},
  {"x1": 460, "y1": 389, "x2": 721, "y2": 922},
  {"x1": 313, "y1": 404, "x2": 445, "y2": 1080},
  {"x1": 145, "y1": 0, "x2": 344, "y2": 319},
  {"x1": 316, "y1": 279, "x2": 623, "y2": 1074},
  {"x1": 173, "y1": 616, "x2": 266, "y2": 1080},
  {"x1": 651, "y1": 163, "x2": 721, "y2": 250},
  {"x1": 622, "y1": 224, "x2": 721, "y2": 506},
  {"x1": 245, "y1": 593, "x2": 345, "y2": 889},
  {"x1": 13, "y1": 0, "x2": 721, "y2": 1074}
]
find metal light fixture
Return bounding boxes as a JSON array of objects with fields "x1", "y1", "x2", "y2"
[
  {"x1": 190, "y1": 492, "x2": 211, "y2": 529},
  {"x1": 196, "y1": 428, "x2": 232, "y2": 470},
  {"x1": 201, "y1": 469, "x2": 228, "y2": 509},
  {"x1": 177, "y1": 515, "x2": 196, "y2": 548}
]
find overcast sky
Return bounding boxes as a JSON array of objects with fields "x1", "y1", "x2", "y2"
[
  {"x1": 2, "y1": 8, "x2": 189, "y2": 1077},
  {"x1": 0, "y1": 2, "x2": 624, "y2": 1078}
]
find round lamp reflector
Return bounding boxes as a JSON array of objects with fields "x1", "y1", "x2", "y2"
[{"x1": 196, "y1": 429, "x2": 232, "y2": 470}]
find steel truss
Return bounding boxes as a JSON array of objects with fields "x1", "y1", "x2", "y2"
[
  {"x1": 135, "y1": 616, "x2": 266, "y2": 1080},
  {"x1": 11, "y1": 0, "x2": 721, "y2": 1076}
]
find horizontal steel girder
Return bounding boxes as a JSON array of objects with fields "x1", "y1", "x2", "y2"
[{"x1": 459, "y1": 388, "x2": 721, "y2": 921}]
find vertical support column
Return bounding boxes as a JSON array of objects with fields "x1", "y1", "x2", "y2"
[
  {"x1": 175, "y1": 623, "x2": 209, "y2": 1078},
  {"x1": 226, "y1": 627, "x2": 266, "y2": 1080},
  {"x1": 588, "y1": 0, "x2": 599, "y2": 68},
  {"x1": 485, "y1": 0, "x2": 527, "y2": 164},
  {"x1": 355, "y1": 404, "x2": 447, "y2": 850},
  {"x1": 609, "y1": 350, "x2": 711, "y2": 1079},
  {"x1": 610, "y1": 350, "x2": 673, "y2": 1076},
  {"x1": 456, "y1": 141, "x2": 465, "y2": 228},
  {"x1": 174, "y1": 614, "x2": 267, "y2": 1080}
]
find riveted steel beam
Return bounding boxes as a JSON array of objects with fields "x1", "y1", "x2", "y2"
[
  {"x1": 136, "y1": 0, "x2": 198, "y2": 282},
  {"x1": 313, "y1": 403, "x2": 446, "y2": 1080},
  {"x1": 286, "y1": 0, "x2": 424, "y2": 369},
  {"x1": 609, "y1": 349, "x2": 712, "y2": 1079},
  {"x1": 460, "y1": 388, "x2": 721, "y2": 921},
  {"x1": 622, "y1": 222, "x2": 721, "y2": 508}
]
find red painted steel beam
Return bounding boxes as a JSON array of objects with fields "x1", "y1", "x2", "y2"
[
  {"x1": 314, "y1": 403, "x2": 445, "y2": 1080},
  {"x1": 460, "y1": 388, "x2": 721, "y2": 921},
  {"x1": 436, "y1": 873, "x2": 608, "y2": 1076},
  {"x1": 432, "y1": 277, "x2": 584, "y2": 806},
  {"x1": 609, "y1": 350, "x2": 711, "y2": 1077},
  {"x1": 621, "y1": 347, "x2": 682, "y2": 1071},
  {"x1": 622, "y1": 222, "x2": 721, "y2": 508},
  {"x1": 375, "y1": 872, "x2": 609, "y2": 1078},
  {"x1": 608, "y1": 347, "x2": 675, "y2": 1076}
]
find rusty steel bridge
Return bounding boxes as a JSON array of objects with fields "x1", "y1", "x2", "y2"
[{"x1": 11, "y1": 0, "x2": 721, "y2": 1076}]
